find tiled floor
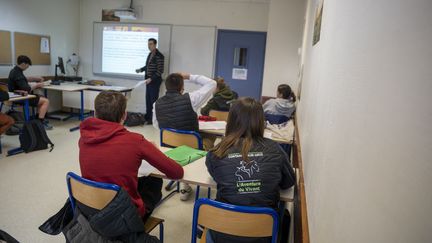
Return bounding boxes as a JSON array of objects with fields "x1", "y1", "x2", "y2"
[{"x1": 0, "y1": 119, "x2": 201, "y2": 243}]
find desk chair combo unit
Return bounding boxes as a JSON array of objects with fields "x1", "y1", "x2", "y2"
[
  {"x1": 159, "y1": 128, "x2": 211, "y2": 205},
  {"x1": 191, "y1": 198, "x2": 280, "y2": 243},
  {"x1": 66, "y1": 172, "x2": 164, "y2": 242}
]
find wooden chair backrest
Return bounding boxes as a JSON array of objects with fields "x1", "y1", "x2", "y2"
[
  {"x1": 69, "y1": 177, "x2": 118, "y2": 210},
  {"x1": 209, "y1": 110, "x2": 229, "y2": 122},
  {"x1": 197, "y1": 204, "x2": 274, "y2": 238},
  {"x1": 161, "y1": 129, "x2": 200, "y2": 149}
]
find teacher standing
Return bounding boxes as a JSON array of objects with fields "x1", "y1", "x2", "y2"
[{"x1": 136, "y1": 38, "x2": 164, "y2": 125}]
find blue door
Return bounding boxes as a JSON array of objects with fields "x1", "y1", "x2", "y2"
[{"x1": 215, "y1": 30, "x2": 267, "y2": 100}]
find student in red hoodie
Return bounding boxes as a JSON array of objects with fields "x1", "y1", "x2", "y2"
[{"x1": 79, "y1": 91, "x2": 184, "y2": 221}]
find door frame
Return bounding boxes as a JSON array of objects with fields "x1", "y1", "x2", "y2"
[{"x1": 215, "y1": 29, "x2": 267, "y2": 99}]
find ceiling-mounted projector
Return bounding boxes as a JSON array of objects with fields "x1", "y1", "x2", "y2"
[{"x1": 114, "y1": 8, "x2": 137, "y2": 20}]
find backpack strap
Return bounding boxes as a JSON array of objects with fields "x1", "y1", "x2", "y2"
[{"x1": 35, "y1": 120, "x2": 54, "y2": 152}]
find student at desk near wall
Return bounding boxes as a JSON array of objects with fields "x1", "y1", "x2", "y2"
[
  {"x1": 8, "y1": 55, "x2": 52, "y2": 130},
  {"x1": 205, "y1": 97, "x2": 296, "y2": 243}
]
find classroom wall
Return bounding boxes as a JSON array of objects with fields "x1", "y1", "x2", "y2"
[
  {"x1": 0, "y1": 0, "x2": 80, "y2": 111},
  {"x1": 297, "y1": 0, "x2": 432, "y2": 242},
  {"x1": 78, "y1": 0, "x2": 270, "y2": 112},
  {"x1": 261, "y1": 0, "x2": 305, "y2": 97}
]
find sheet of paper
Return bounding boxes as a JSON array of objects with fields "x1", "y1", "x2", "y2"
[
  {"x1": 138, "y1": 160, "x2": 156, "y2": 176},
  {"x1": 199, "y1": 121, "x2": 227, "y2": 130},
  {"x1": 8, "y1": 92, "x2": 21, "y2": 99},
  {"x1": 40, "y1": 37, "x2": 50, "y2": 53}
]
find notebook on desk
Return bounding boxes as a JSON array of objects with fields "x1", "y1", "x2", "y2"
[{"x1": 164, "y1": 145, "x2": 207, "y2": 166}]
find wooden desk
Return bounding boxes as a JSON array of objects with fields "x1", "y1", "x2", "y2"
[
  {"x1": 141, "y1": 147, "x2": 294, "y2": 202},
  {"x1": 200, "y1": 120, "x2": 295, "y2": 145}
]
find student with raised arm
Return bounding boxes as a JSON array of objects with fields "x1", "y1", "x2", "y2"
[
  {"x1": 8, "y1": 55, "x2": 52, "y2": 130},
  {"x1": 153, "y1": 72, "x2": 216, "y2": 200},
  {"x1": 79, "y1": 91, "x2": 184, "y2": 222},
  {"x1": 205, "y1": 97, "x2": 296, "y2": 243}
]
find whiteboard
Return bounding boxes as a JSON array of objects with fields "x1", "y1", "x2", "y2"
[{"x1": 170, "y1": 25, "x2": 216, "y2": 92}]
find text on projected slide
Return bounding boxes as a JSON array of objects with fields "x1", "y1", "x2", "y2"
[{"x1": 102, "y1": 26, "x2": 159, "y2": 75}]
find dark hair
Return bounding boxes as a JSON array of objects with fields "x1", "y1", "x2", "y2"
[
  {"x1": 148, "y1": 38, "x2": 157, "y2": 45},
  {"x1": 214, "y1": 77, "x2": 226, "y2": 90},
  {"x1": 278, "y1": 84, "x2": 296, "y2": 102},
  {"x1": 17, "y1": 55, "x2": 32, "y2": 65},
  {"x1": 211, "y1": 97, "x2": 265, "y2": 162},
  {"x1": 165, "y1": 73, "x2": 184, "y2": 92},
  {"x1": 94, "y1": 91, "x2": 127, "y2": 123}
]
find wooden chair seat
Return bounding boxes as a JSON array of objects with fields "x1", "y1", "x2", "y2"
[{"x1": 144, "y1": 216, "x2": 164, "y2": 233}]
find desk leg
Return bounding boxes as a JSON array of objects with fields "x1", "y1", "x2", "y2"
[
  {"x1": 69, "y1": 90, "x2": 84, "y2": 132},
  {"x1": 79, "y1": 90, "x2": 84, "y2": 121},
  {"x1": 24, "y1": 99, "x2": 30, "y2": 121},
  {"x1": 155, "y1": 181, "x2": 180, "y2": 208}
]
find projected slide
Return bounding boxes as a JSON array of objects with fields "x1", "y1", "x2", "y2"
[{"x1": 102, "y1": 26, "x2": 158, "y2": 75}]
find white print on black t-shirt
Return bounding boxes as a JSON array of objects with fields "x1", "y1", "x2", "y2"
[{"x1": 235, "y1": 160, "x2": 262, "y2": 194}]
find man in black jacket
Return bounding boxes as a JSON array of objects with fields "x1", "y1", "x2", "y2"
[{"x1": 136, "y1": 38, "x2": 164, "y2": 124}]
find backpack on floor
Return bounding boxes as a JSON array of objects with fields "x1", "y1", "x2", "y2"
[
  {"x1": 19, "y1": 120, "x2": 54, "y2": 153},
  {"x1": 124, "y1": 112, "x2": 146, "y2": 127}
]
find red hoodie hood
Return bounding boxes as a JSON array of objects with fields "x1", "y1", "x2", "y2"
[{"x1": 80, "y1": 117, "x2": 127, "y2": 144}]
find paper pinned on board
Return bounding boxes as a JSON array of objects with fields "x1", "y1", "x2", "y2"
[{"x1": 40, "y1": 37, "x2": 50, "y2": 53}]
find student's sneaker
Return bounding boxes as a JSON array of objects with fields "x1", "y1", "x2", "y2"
[
  {"x1": 42, "y1": 120, "x2": 53, "y2": 130},
  {"x1": 180, "y1": 183, "x2": 193, "y2": 201}
]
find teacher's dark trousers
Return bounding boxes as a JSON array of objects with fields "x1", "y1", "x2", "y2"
[{"x1": 145, "y1": 77, "x2": 162, "y2": 122}]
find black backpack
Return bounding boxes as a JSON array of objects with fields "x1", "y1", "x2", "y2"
[
  {"x1": 19, "y1": 120, "x2": 54, "y2": 153},
  {"x1": 124, "y1": 112, "x2": 146, "y2": 127}
]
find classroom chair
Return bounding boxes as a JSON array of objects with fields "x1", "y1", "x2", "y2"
[
  {"x1": 208, "y1": 110, "x2": 229, "y2": 122},
  {"x1": 191, "y1": 198, "x2": 280, "y2": 243},
  {"x1": 159, "y1": 128, "x2": 211, "y2": 201},
  {"x1": 66, "y1": 172, "x2": 164, "y2": 242}
]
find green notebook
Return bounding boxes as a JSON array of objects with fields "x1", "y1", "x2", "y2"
[{"x1": 164, "y1": 145, "x2": 207, "y2": 166}]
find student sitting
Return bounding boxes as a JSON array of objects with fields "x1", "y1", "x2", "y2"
[
  {"x1": 262, "y1": 84, "x2": 296, "y2": 118},
  {"x1": 0, "y1": 91, "x2": 15, "y2": 135},
  {"x1": 200, "y1": 77, "x2": 238, "y2": 116},
  {"x1": 79, "y1": 91, "x2": 184, "y2": 221},
  {"x1": 153, "y1": 72, "x2": 216, "y2": 200},
  {"x1": 205, "y1": 97, "x2": 296, "y2": 243},
  {"x1": 8, "y1": 55, "x2": 52, "y2": 129}
]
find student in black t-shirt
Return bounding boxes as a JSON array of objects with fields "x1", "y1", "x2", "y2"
[{"x1": 8, "y1": 55, "x2": 52, "y2": 130}]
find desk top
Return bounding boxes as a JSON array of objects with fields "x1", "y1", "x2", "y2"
[
  {"x1": 141, "y1": 147, "x2": 294, "y2": 202},
  {"x1": 43, "y1": 82, "x2": 132, "y2": 92},
  {"x1": 200, "y1": 122, "x2": 294, "y2": 144},
  {"x1": 8, "y1": 94, "x2": 37, "y2": 102}
]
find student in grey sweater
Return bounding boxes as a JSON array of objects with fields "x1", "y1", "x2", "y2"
[{"x1": 263, "y1": 84, "x2": 296, "y2": 118}]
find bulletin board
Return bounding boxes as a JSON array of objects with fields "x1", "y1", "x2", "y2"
[
  {"x1": 14, "y1": 32, "x2": 51, "y2": 65},
  {"x1": 0, "y1": 30, "x2": 12, "y2": 65}
]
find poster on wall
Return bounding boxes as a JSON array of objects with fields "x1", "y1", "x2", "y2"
[
  {"x1": 232, "y1": 68, "x2": 248, "y2": 80},
  {"x1": 102, "y1": 9, "x2": 120, "y2": 21},
  {"x1": 312, "y1": 0, "x2": 324, "y2": 46}
]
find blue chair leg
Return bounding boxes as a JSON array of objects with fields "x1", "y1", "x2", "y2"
[
  {"x1": 195, "y1": 185, "x2": 201, "y2": 201},
  {"x1": 159, "y1": 223, "x2": 164, "y2": 243}
]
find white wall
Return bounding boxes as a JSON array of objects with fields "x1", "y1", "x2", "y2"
[
  {"x1": 0, "y1": 0, "x2": 80, "y2": 110},
  {"x1": 297, "y1": 0, "x2": 432, "y2": 242},
  {"x1": 262, "y1": 0, "x2": 305, "y2": 97},
  {"x1": 78, "y1": 0, "x2": 269, "y2": 112}
]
